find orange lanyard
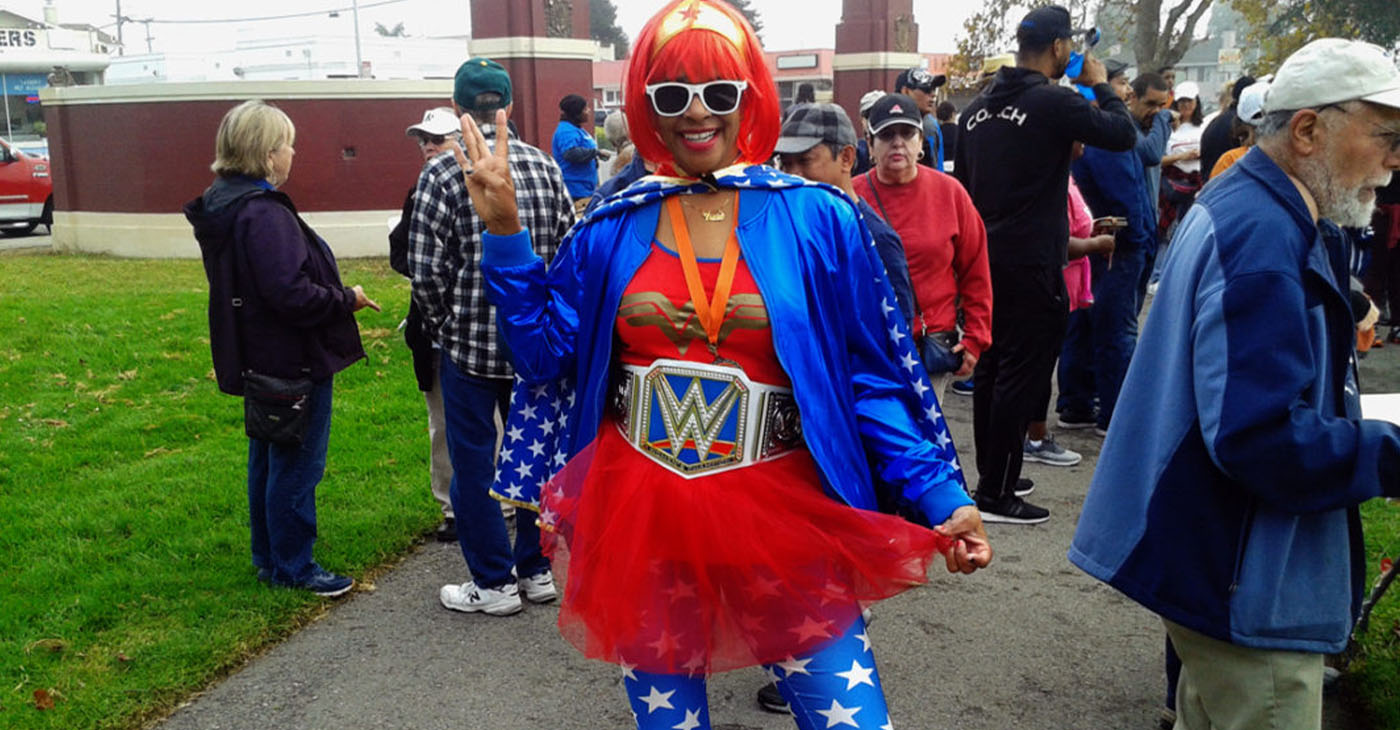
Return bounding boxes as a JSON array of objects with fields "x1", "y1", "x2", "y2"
[{"x1": 664, "y1": 194, "x2": 741, "y2": 357}]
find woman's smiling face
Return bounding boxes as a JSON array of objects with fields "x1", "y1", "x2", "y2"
[{"x1": 652, "y1": 79, "x2": 743, "y2": 177}]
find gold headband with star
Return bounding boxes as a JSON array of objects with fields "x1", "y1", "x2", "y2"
[{"x1": 651, "y1": 0, "x2": 748, "y2": 61}]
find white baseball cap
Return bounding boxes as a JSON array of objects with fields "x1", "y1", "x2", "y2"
[
  {"x1": 405, "y1": 107, "x2": 460, "y2": 137},
  {"x1": 1238, "y1": 78, "x2": 1271, "y2": 126},
  {"x1": 1174, "y1": 81, "x2": 1200, "y2": 101},
  {"x1": 1263, "y1": 38, "x2": 1400, "y2": 113},
  {"x1": 859, "y1": 90, "x2": 886, "y2": 116}
]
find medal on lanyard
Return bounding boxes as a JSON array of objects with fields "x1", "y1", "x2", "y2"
[{"x1": 665, "y1": 194, "x2": 742, "y2": 366}]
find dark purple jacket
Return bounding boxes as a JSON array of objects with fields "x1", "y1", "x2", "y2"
[{"x1": 185, "y1": 175, "x2": 365, "y2": 395}]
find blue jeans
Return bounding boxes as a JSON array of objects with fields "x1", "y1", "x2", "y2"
[
  {"x1": 248, "y1": 376, "x2": 334, "y2": 584},
  {"x1": 625, "y1": 615, "x2": 888, "y2": 730},
  {"x1": 1057, "y1": 245, "x2": 1145, "y2": 429},
  {"x1": 439, "y1": 353, "x2": 548, "y2": 589}
]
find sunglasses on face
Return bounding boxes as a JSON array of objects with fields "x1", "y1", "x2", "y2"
[
  {"x1": 417, "y1": 134, "x2": 457, "y2": 147},
  {"x1": 875, "y1": 125, "x2": 919, "y2": 143},
  {"x1": 645, "y1": 80, "x2": 749, "y2": 117}
]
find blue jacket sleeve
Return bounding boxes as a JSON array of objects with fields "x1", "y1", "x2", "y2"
[
  {"x1": 1135, "y1": 110, "x2": 1172, "y2": 167},
  {"x1": 1192, "y1": 248, "x2": 1400, "y2": 512},
  {"x1": 827, "y1": 202, "x2": 974, "y2": 525},
  {"x1": 480, "y1": 228, "x2": 582, "y2": 381}
]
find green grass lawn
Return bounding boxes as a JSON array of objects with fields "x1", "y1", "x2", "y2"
[{"x1": 0, "y1": 253, "x2": 439, "y2": 728}]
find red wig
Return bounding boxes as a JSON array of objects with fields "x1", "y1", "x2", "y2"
[{"x1": 624, "y1": 0, "x2": 780, "y2": 176}]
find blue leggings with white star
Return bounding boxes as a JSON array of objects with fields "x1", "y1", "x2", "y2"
[{"x1": 624, "y1": 615, "x2": 889, "y2": 730}]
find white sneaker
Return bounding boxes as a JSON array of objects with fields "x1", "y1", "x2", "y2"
[
  {"x1": 519, "y1": 570, "x2": 558, "y2": 603},
  {"x1": 439, "y1": 581, "x2": 523, "y2": 616}
]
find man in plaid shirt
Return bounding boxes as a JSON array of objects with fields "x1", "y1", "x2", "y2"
[{"x1": 409, "y1": 57, "x2": 575, "y2": 617}]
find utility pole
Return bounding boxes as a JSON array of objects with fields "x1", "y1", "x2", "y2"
[
  {"x1": 351, "y1": 0, "x2": 365, "y2": 78},
  {"x1": 113, "y1": 0, "x2": 124, "y2": 56}
]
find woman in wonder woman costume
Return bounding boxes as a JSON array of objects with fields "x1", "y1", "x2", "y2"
[{"x1": 455, "y1": 1, "x2": 992, "y2": 727}]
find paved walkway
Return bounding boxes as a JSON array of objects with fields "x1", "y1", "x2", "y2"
[{"x1": 156, "y1": 393, "x2": 1367, "y2": 730}]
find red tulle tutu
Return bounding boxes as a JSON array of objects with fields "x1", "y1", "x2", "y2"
[{"x1": 539, "y1": 422, "x2": 953, "y2": 674}]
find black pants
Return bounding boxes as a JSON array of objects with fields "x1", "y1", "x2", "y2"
[{"x1": 973, "y1": 264, "x2": 1069, "y2": 501}]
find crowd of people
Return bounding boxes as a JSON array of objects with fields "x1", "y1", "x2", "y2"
[{"x1": 187, "y1": 1, "x2": 1400, "y2": 728}]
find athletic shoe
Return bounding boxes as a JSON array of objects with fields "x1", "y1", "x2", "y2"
[
  {"x1": 974, "y1": 494, "x2": 1050, "y2": 525},
  {"x1": 1023, "y1": 435, "x2": 1082, "y2": 467},
  {"x1": 1013, "y1": 478, "x2": 1035, "y2": 497},
  {"x1": 519, "y1": 570, "x2": 558, "y2": 603},
  {"x1": 756, "y1": 682, "x2": 791, "y2": 714},
  {"x1": 949, "y1": 378, "x2": 974, "y2": 396},
  {"x1": 1094, "y1": 425, "x2": 1109, "y2": 438},
  {"x1": 439, "y1": 581, "x2": 523, "y2": 616},
  {"x1": 255, "y1": 567, "x2": 271, "y2": 583},
  {"x1": 1158, "y1": 708, "x2": 1176, "y2": 730},
  {"x1": 275, "y1": 566, "x2": 354, "y2": 597},
  {"x1": 1056, "y1": 410, "x2": 1097, "y2": 430},
  {"x1": 435, "y1": 518, "x2": 457, "y2": 543}
]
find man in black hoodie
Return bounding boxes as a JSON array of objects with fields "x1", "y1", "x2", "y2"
[{"x1": 954, "y1": 5, "x2": 1138, "y2": 524}]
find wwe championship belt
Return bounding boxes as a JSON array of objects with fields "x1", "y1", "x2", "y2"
[{"x1": 613, "y1": 358, "x2": 802, "y2": 478}]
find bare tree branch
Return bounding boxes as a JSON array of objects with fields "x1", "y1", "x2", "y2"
[{"x1": 1165, "y1": 0, "x2": 1213, "y2": 65}]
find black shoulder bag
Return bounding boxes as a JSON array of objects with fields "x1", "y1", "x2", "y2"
[{"x1": 231, "y1": 211, "x2": 313, "y2": 446}]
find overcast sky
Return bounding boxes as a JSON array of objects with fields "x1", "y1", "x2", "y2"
[{"x1": 8, "y1": 0, "x2": 984, "y2": 55}]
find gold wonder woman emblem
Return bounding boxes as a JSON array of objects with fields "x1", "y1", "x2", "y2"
[{"x1": 619, "y1": 292, "x2": 768, "y2": 355}]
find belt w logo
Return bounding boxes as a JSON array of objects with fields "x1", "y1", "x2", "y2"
[
  {"x1": 614, "y1": 359, "x2": 801, "y2": 478},
  {"x1": 649, "y1": 372, "x2": 746, "y2": 468}
]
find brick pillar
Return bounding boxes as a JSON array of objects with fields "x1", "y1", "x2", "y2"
[
  {"x1": 833, "y1": 0, "x2": 921, "y2": 128},
  {"x1": 469, "y1": 0, "x2": 594, "y2": 149}
]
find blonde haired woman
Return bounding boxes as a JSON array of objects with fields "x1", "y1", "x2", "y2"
[{"x1": 186, "y1": 100, "x2": 379, "y2": 596}]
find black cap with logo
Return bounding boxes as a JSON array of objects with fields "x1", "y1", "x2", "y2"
[{"x1": 866, "y1": 93, "x2": 924, "y2": 136}]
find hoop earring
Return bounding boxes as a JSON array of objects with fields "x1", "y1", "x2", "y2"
[{"x1": 917, "y1": 148, "x2": 925, "y2": 161}]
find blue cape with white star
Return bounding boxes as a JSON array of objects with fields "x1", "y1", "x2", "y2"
[{"x1": 481, "y1": 164, "x2": 971, "y2": 525}]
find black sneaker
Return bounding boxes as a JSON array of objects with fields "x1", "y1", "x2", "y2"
[
  {"x1": 1014, "y1": 478, "x2": 1035, "y2": 497},
  {"x1": 1056, "y1": 410, "x2": 1097, "y2": 430},
  {"x1": 950, "y1": 378, "x2": 975, "y2": 396},
  {"x1": 756, "y1": 682, "x2": 791, "y2": 714},
  {"x1": 275, "y1": 566, "x2": 354, "y2": 597},
  {"x1": 435, "y1": 518, "x2": 457, "y2": 542},
  {"x1": 975, "y1": 494, "x2": 1050, "y2": 525}
]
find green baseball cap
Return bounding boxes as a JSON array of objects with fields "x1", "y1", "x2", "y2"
[{"x1": 454, "y1": 57, "x2": 512, "y2": 111}]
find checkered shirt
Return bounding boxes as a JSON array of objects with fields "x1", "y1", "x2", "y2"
[{"x1": 409, "y1": 124, "x2": 575, "y2": 379}]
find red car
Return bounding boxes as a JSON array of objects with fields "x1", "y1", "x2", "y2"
[{"x1": 0, "y1": 137, "x2": 52, "y2": 236}]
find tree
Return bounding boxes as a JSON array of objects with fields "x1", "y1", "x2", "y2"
[
  {"x1": 1230, "y1": 0, "x2": 1400, "y2": 72},
  {"x1": 953, "y1": 0, "x2": 1214, "y2": 83},
  {"x1": 727, "y1": 0, "x2": 764, "y2": 40},
  {"x1": 373, "y1": 22, "x2": 407, "y2": 37},
  {"x1": 590, "y1": 0, "x2": 629, "y2": 58}
]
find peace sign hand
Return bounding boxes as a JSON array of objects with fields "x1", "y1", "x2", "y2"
[{"x1": 453, "y1": 108, "x2": 522, "y2": 236}]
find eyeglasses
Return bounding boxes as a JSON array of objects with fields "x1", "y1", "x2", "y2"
[
  {"x1": 875, "y1": 125, "x2": 919, "y2": 143},
  {"x1": 644, "y1": 80, "x2": 748, "y2": 117},
  {"x1": 1318, "y1": 104, "x2": 1400, "y2": 155}
]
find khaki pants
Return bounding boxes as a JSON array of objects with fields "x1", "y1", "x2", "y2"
[
  {"x1": 424, "y1": 363, "x2": 454, "y2": 519},
  {"x1": 1164, "y1": 620, "x2": 1323, "y2": 730},
  {"x1": 926, "y1": 370, "x2": 954, "y2": 405}
]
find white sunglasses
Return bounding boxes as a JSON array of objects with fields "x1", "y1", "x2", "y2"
[{"x1": 644, "y1": 80, "x2": 749, "y2": 117}]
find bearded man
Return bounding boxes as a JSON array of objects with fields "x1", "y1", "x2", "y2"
[{"x1": 1069, "y1": 39, "x2": 1400, "y2": 730}]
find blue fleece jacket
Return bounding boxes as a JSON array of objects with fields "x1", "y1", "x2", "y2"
[{"x1": 1069, "y1": 147, "x2": 1400, "y2": 652}]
